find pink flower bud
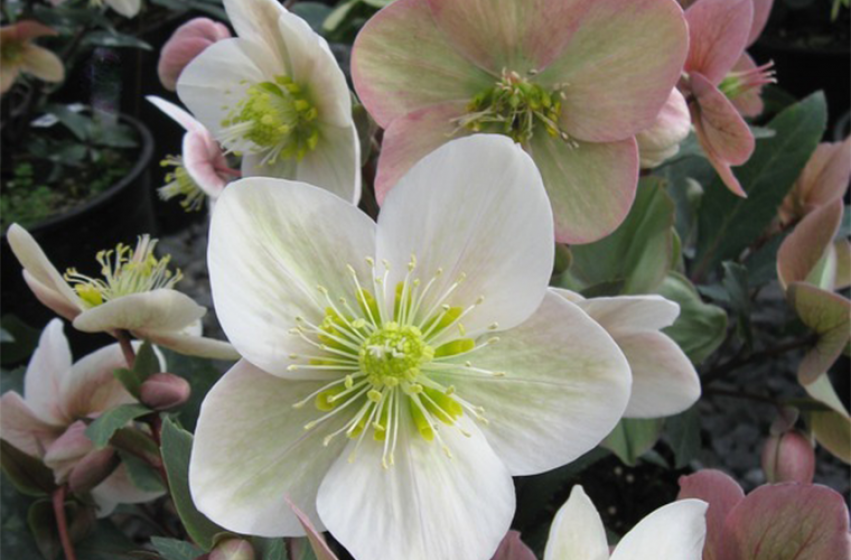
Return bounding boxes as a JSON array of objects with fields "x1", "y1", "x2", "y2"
[
  {"x1": 68, "y1": 448, "x2": 119, "y2": 494},
  {"x1": 139, "y1": 372, "x2": 191, "y2": 410},
  {"x1": 158, "y1": 18, "x2": 231, "y2": 91},
  {"x1": 210, "y1": 539, "x2": 256, "y2": 560},
  {"x1": 761, "y1": 430, "x2": 816, "y2": 484},
  {"x1": 636, "y1": 88, "x2": 691, "y2": 169}
]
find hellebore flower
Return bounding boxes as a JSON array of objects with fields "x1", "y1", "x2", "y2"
[
  {"x1": 0, "y1": 21, "x2": 64, "y2": 94},
  {"x1": 177, "y1": 0, "x2": 360, "y2": 203},
  {"x1": 554, "y1": 289, "x2": 701, "y2": 418},
  {"x1": 761, "y1": 429, "x2": 815, "y2": 484},
  {"x1": 148, "y1": 96, "x2": 236, "y2": 211},
  {"x1": 0, "y1": 319, "x2": 162, "y2": 515},
  {"x1": 352, "y1": 0, "x2": 688, "y2": 244},
  {"x1": 544, "y1": 485, "x2": 708, "y2": 560},
  {"x1": 191, "y1": 136, "x2": 631, "y2": 560},
  {"x1": 779, "y1": 137, "x2": 851, "y2": 225},
  {"x1": 727, "y1": 0, "x2": 775, "y2": 118},
  {"x1": 636, "y1": 89, "x2": 692, "y2": 169},
  {"x1": 50, "y1": 0, "x2": 142, "y2": 18},
  {"x1": 7, "y1": 225, "x2": 239, "y2": 360},
  {"x1": 678, "y1": 470, "x2": 850, "y2": 560},
  {"x1": 158, "y1": 18, "x2": 231, "y2": 91},
  {"x1": 680, "y1": 0, "x2": 776, "y2": 197}
]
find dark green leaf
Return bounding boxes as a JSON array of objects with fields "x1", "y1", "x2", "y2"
[
  {"x1": 82, "y1": 31, "x2": 152, "y2": 50},
  {"x1": 85, "y1": 404, "x2": 151, "y2": 449},
  {"x1": 0, "y1": 440, "x2": 57, "y2": 497},
  {"x1": 44, "y1": 104, "x2": 92, "y2": 141},
  {"x1": 75, "y1": 522, "x2": 141, "y2": 560},
  {"x1": 150, "y1": 537, "x2": 205, "y2": 560},
  {"x1": 721, "y1": 261, "x2": 753, "y2": 348},
  {"x1": 28, "y1": 498, "x2": 95, "y2": 560},
  {"x1": 89, "y1": 122, "x2": 139, "y2": 149},
  {"x1": 693, "y1": 93, "x2": 827, "y2": 279},
  {"x1": 161, "y1": 418, "x2": 224, "y2": 550},
  {"x1": 293, "y1": 2, "x2": 334, "y2": 32},
  {"x1": 0, "y1": 315, "x2": 41, "y2": 367},
  {"x1": 1, "y1": 472, "x2": 42, "y2": 559},
  {"x1": 323, "y1": 0, "x2": 360, "y2": 33},
  {"x1": 255, "y1": 537, "x2": 289, "y2": 560},
  {"x1": 117, "y1": 452, "x2": 165, "y2": 493},
  {"x1": 602, "y1": 417, "x2": 665, "y2": 466},
  {"x1": 161, "y1": 350, "x2": 226, "y2": 432},
  {"x1": 112, "y1": 368, "x2": 141, "y2": 399},
  {"x1": 665, "y1": 405, "x2": 701, "y2": 469},
  {"x1": 0, "y1": 328, "x2": 13, "y2": 343},
  {"x1": 745, "y1": 233, "x2": 788, "y2": 287},
  {"x1": 658, "y1": 272, "x2": 728, "y2": 365}
]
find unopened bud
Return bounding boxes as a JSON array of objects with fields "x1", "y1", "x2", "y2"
[
  {"x1": 761, "y1": 430, "x2": 815, "y2": 484},
  {"x1": 636, "y1": 88, "x2": 691, "y2": 169},
  {"x1": 210, "y1": 539, "x2": 255, "y2": 560},
  {"x1": 139, "y1": 372, "x2": 191, "y2": 410},
  {"x1": 68, "y1": 448, "x2": 119, "y2": 494}
]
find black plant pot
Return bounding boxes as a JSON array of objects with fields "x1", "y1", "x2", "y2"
[{"x1": 1, "y1": 113, "x2": 156, "y2": 358}]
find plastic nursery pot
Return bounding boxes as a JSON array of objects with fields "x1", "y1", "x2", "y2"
[{"x1": 0, "y1": 113, "x2": 155, "y2": 359}]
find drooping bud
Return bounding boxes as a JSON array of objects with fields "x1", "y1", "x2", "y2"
[
  {"x1": 158, "y1": 18, "x2": 231, "y2": 91},
  {"x1": 636, "y1": 88, "x2": 691, "y2": 169},
  {"x1": 68, "y1": 448, "x2": 119, "y2": 494},
  {"x1": 761, "y1": 430, "x2": 816, "y2": 484},
  {"x1": 210, "y1": 538, "x2": 256, "y2": 560},
  {"x1": 139, "y1": 372, "x2": 191, "y2": 410}
]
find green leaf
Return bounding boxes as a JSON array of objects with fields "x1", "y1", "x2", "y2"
[
  {"x1": 44, "y1": 104, "x2": 92, "y2": 141},
  {"x1": 150, "y1": 537, "x2": 205, "y2": 560},
  {"x1": 28, "y1": 498, "x2": 95, "y2": 560},
  {"x1": 161, "y1": 418, "x2": 224, "y2": 551},
  {"x1": 808, "y1": 409, "x2": 851, "y2": 463},
  {"x1": 658, "y1": 272, "x2": 728, "y2": 365},
  {"x1": 254, "y1": 537, "x2": 290, "y2": 560},
  {"x1": 1, "y1": 472, "x2": 41, "y2": 560},
  {"x1": 665, "y1": 406, "x2": 701, "y2": 469},
  {"x1": 74, "y1": 522, "x2": 142, "y2": 560},
  {"x1": 112, "y1": 341, "x2": 160, "y2": 398},
  {"x1": 84, "y1": 404, "x2": 151, "y2": 449},
  {"x1": 0, "y1": 328, "x2": 13, "y2": 343},
  {"x1": 602, "y1": 417, "x2": 665, "y2": 466},
  {"x1": 721, "y1": 261, "x2": 753, "y2": 348},
  {"x1": 0, "y1": 315, "x2": 41, "y2": 367},
  {"x1": 82, "y1": 31, "x2": 152, "y2": 50},
  {"x1": 693, "y1": 93, "x2": 827, "y2": 279},
  {"x1": 117, "y1": 452, "x2": 164, "y2": 493},
  {"x1": 0, "y1": 440, "x2": 57, "y2": 497},
  {"x1": 562, "y1": 178, "x2": 675, "y2": 294},
  {"x1": 292, "y1": 2, "x2": 334, "y2": 32},
  {"x1": 323, "y1": 0, "x2": 360, "y2": 33},
  {"x1": 745, "y1": 233, "x2": 787, "y2": 287}
]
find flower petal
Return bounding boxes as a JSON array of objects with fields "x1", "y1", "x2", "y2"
[
  {"x1": 535, "y1": 0, "x2": 689, "y2": 142},
  {"x1": 376, "y1": 135, "x2": 553, "y2": 336},
  {"x1": 223, "y1": 0, "x2": 289, "y2": 68},
  {"x1": 106, "y1": 0, "x2": 141, "y2": 18},
  {"x1": 287, "y1": 498, "x2": 339, "y2": 560},
  {"x1": 492, "y1": 531, "x2": 536, "y2": 560},
  {"x1": 43, "y1": 421, "x2": 93, "y2": 482},
  {"x1": 352, "y1": 0, "x2": 494, "y2": 128},
  {"x1": 373, "y1": 101, "x2": 470, "y2": 204},
  {"x1": 542, "y1": 485, "x2": 609, "y2": 560},
  {"x1": 787, "y1": 283, "x2": 850, "y2": 385},
  {"x1": 147, "y1": 95, "x2": 205, "y2": 133},
  {"x1": 435, "y1": 291, "x2": 630, "y2": 475},
  {"x1": 777, "y1": 200, "x2": 843, "y2": 290},
  {"x1": 610, "y1": 499, "x2": 708, "y2": 560},
  {"x1": 316, "y1": 416, "x2": 514, "y2": 560},
  {"x1": 557, "y1": 291, "x2": 681, "y2": 337},
  {"x1": 72, "y1": 290, "x2": 205, "y2": 335},
  {"x1": 190, "y1": 360, "x2": 349, "y2": 536},
  {"x1": 685, "y1": 0, "x2": 753, "y2": 84},
  {"x1": 294, "y1": 123, "x2": 361, "y2": 204},
  {"x1": 61, "y1": 343, "x2": 136, "y2": 420},
  {"x1": 20, "y1": 45, "x2": 64, "y2": 83},
  {"x1": 24, "y1": 318, "x2": 73, "y2": 425},
  {"x1": 748, "y1": 0, "x2": 774, "y2": 46},
  {"x1": 182, "y1": 130, "x2": 229, "y2": 197},
  {"x1": 677, "y1": 469, "x2": 745, "y2": 560},
  {"x1": 526, "y1": 132, "x2": 638, "y2": 244},
  {"x1": 142, "y1": 331, "x2": 240, "y2": 361},
  {"x1": 208, "y1": 178, "x2": 376, "y2": 379},
  {"x1": 791, "y1": 138, "x2": 851, "y2": 215},
  {"x1": 91, "y1": 463, "x2": 164, "y2": 518},
  {"x1": 0, "y1": 392, "x2": 60, "y2": 458}
]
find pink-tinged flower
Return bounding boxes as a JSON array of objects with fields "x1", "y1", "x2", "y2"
[
  {"x1": 50, "y1": 0, "x2": 141, "y2": 18},
  {"x1": 680, "y1": 0, "x2": 775, "y2": 197},
  {"x1": 545, "y1": 485, "x2": 707, "y2": 560},
  {"x1": 0, "y1": 320, "x2": 162, "y2": 515},
  {"x1": 491, "y1": 531, "x2": 536, "y2": 560},
  {"x1": 636, "y1": 89, "x2": 692, "y2": 169},
  {"x1": 177, "y1": 0, "x2": 360, "y2": 203},
  {"x1": 0, "y1": 21, "x2": 64, "y2": 94},
  {"x1": 779, "y1": 138, "x2": 851, "y2": 225},
  {"x1": 761, "y1": 430, "x2": 815, "y2": 484},
  {"x1": 158, "y1": 18, "x2": 231, "y2": 91},
  {"x1": 352, "y1": 0, "x2": 689, "y2": 244},
  {"x1": 678, "y1": 470, "x2": 850, "y2": 560},
  {"x1": 6, "y1": 225, "x2": 239, "y2": 360},
  {"x1": 148, "y1": 96, "x2": 236, "y2": 211},
  {"x1": 555, "y1": 289, "x2": 701, "y2": 418}
]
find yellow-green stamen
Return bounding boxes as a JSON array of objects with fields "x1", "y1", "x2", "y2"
[{"x1": 159, "y1": 156, "x2": 205, "y2": 212}]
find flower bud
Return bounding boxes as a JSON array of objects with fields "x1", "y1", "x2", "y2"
[
  {"x1": 210, "y1": 539, "x2": 255, "y2": 560},
  {"x1": 139, "y1": 372, "x2": 191, "y2": 410},
  {"x1": 761, "y1": 430, "x2": 815, "y2": 484},
  {"x1": 68, "y1": 448, "x2": 119, "y2": 494},
  {"x1": 158, "y1": 18, "x2": 231, "y2": 91},
  {"x1": 636, "y1": 88, "x2": 691, "y2": 169}
]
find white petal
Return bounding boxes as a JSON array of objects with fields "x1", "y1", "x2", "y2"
[
  {"x1": 91, "y1": 463, "x2": 165, "y2": 518},
  {"x1": 22, "y1": 271, "x2": 81, "y2": 322},
  {"x1": 551, "y1": 289, "x2": 680, "y2": 337},
  {"x1": 141, "y1": 331, "x2": 240, "y2": 361},
  {"x1": 224, "y1": 0, "x2": 290, "y2": 70},
  {"x1": 376, "y1": 135, "x2": 554, "y2": 336},
  {"x1": 0, "y1": 392, "x2": 61, "y2": 458},
  {"x1": 72, "y1": 290, "x2": 205, "y2": 334},
  {"x1": 61, "y1": 343, "x2": 136, "y2": 420},
  {"x1": 435, "y1": 291, "x2": 630, "y2": 475},
  {"x1": 543, "y1": 485, "x2": 609, "y2": 560},
  {"x1": 208, "y1": 178, "x2": 375, "y2": 378},
  {"x1": 610, "y1": 499, "x2": 708, "y2": 560},
  {"x1": 617, "y1": 332, "x2": 700, "y2": 418},
  {"x1": 190, "y1": 360, "x2": 349, "y2": 536},
  {"x1": 146, "y1": 95, "x2": 205, "y2": 133},
  {"x1": 295, "y1": 123, "x2": 361, "y2": 204},
  {"x1": 25, "y1": 319, "x2": 73, "y2": 425},
  {"x1": 106, "y1": 0, "x2": 140, "y2": 17},
  {"x1": 317, "y1": 416, "x2": 514, "y2": 560}
]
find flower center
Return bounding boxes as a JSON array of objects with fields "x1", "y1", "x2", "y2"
[
  {"x1": 360, "y1": 323, "x2": 434, "y2": 386},
  {"x1": 455, "y1": 69, "x2": 566, "y2": 144},
  {"x1": 718, "y1": 61, "x2": 776, "y2": 101},
  {"x1": 64, "y1": 236, "x2": 183, "y2": 308},
  {"x1": 159, "y1": 156, "x2": 205, "y2": 212},
  {"x1": 219, "y1": 75, "x2": 319, "y2": 166}
]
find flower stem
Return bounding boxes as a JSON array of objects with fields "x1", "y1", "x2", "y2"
[
  {"x1": 116, "y1": 330, "x2": 136, "y2": 369},
  {"x1": 52, "y1": 486, "x2": 77, "y2": 560}
]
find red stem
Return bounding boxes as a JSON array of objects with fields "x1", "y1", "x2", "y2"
[
  {"x1": 52, "y1": 486, "x2": 78, "y2": 560},
  {"x1": 115, "y1": 330, "x2": 136, "y2": 369}
]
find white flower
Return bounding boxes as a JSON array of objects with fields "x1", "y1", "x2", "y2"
[
  {"x1": 190, "y1": 135, "x2": 632, "y2": 560},
  {"x1": 6, "y1": 225, "x2": 238, "y2": 360},
  {"x1": 544, "y1": 485, "x2": 707, "y2": 560},
  {"x1": 554, "y1": 289, "x2": 701, "y2": 418},
  {"x1": 0, "y1": 319, "x2": 162, "y2": 516},
  {"x1": 177, "y1": 0, "x2": 360, "y2": 204}
]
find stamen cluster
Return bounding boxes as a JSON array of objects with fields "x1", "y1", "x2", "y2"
[{"x1": 159, "y1": 156, "x2": 205, "y2": 211}]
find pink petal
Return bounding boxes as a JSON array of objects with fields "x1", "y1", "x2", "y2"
[
  {"x1": 534, "y1": 0, "x2": 689, "y2": 142},
  {"x1": 723, "y1": 483, "x2": 850, "y2": 560},
  {"x1": 729, "y1": 54, "x2": 765, "y2": 118},
  {"x1": 43, "y1": 421, "x2": 94, "y2": 482},
  {"x1": 685, "y1": 0, "x2": 753, "y2": 85},
  {"x1": 4, "y1": 20, "x2": 58, "y2": 42},
  {"x1": 287, "y1": 498, "x2": 339, "y2": 560},
  {"x1": 748, "y1": 0, "x2": 775, "y2": 46},
  {"x1": 158, "y1": 18, "x2": 232, "y2": 91},
  {"x1": 62, "y1": 342, "x2": 136, "y2": 420},
  {"x1": 677, "y1": 470, "x2": 745, "y2": 560},
  {"x1": 0, "y1": 392, "x2": 61, "y2": 459},
  {"x1": 527, "y1": 132, "x2": 638, "y2": 244},
  {"x1": 690, "y1": 72, "x2": 755, "y2": 197},
  {"x1": 782, "y1": 138, "x2": 851, "y2": 223},
  {"x1": 777, "y1": 200, "x2": 843, "y2": 290},
  {"x1": 491, "y1": 531, "x2": 536, "y2": 560},
  {"x1": 373, "y1": 101, "x2": 470, "y2": 204},
  {"x1": 352, "y1": 0, "x2": 493, "y2": 128},
  {"x1": 183, "y1": 131, "x2": 229, "y2": 197},
  {"x1": 787, "y1": 283, "x2": 851, "y2": 385}
]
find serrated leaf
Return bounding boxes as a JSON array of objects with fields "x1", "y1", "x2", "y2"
[
  {"x1": 85, "y1": 404, "x2": 151, "y2": 449},
  {"x1": 658, "y1": 272, "x2": 728, "y2": 365},
  {"x1": 161, "y1": 418, "x2": 224, "y2": 551},
  {"x1": 693, "y1": 93, "x2": 827, "y2": 279},
  {"x1": 0, "y1": 440, "x2": 57, "y2": 497},
  {"x1": 150, "y1": 537, "x2": 205, "y2": 560},
  {"x1": 602, "y1": 417, "x2": 665, "y2": 466}
]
